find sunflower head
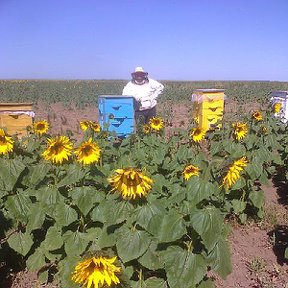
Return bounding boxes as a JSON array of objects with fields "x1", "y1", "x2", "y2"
[
  {"x1": 182, "y1": 164, "x2": 200, "y2": 180},
  {"x1": 273, "y1": 102, "x2": 282, "y2": 113},
  {"x1": 232, "y1": 122, "x2": 248, "y2": 141},
  {"x1": 149, "y1": 117, "x2": 164, "y2": 131},
  {"x1": 222, "y1": 157, "x2": 248, "y2": 190},
  {"x1": 74, "y1": 138, "x2": 101, "y2": 165},
  {"x1": 42, "y1": 135, "x2": 73, "y2": 164},
  {"x1": 143, "y1": 124, "x2": 151, "y2": 134},
  {"x1": 0, "y1": 128, "x2": 14, "y2": 155},
  {"x1": 89, "y1": 121, "x2": 101, "y2": 133},
  {"x1": 252, "y1": 111, "x2": 263, "y2": 121},
  {"x1": 72, "y1": 255, "x2": 121, "y2": 288},
  {"x1": 108, "y1": 168, "x2": 153, "y2": 199},
  {"x1": 33, "y1": 120, "x2": 49, "y2": 135},
  {"x1": 190, "y1": 127, "x2": 206, "y2": 142},
  {"x1": 261, "y1": 126, "x2": 268, "y2": 135},
  {"x1": 80, "y1": 120, "x2": 91, "y2": 131}
]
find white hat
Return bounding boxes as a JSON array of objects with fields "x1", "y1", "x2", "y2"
[{"x1": 132, "y1": 66, "x2": 147, "y2": 74}]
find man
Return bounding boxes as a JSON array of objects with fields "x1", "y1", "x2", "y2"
[{"x1": 122, "y1": 67, "x2": 164, "y2": 124}]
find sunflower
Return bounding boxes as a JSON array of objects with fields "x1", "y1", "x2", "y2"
[
  {"x1": 273, "y1": 102, "x2": 282, "y2": 113},
  {"x1": 72, "y1": 256, "x2": 121, "y2": 288},
  {"x1": 182, "y1": 164, "x2": 200, "y2": 180},
  {"x1": 0, "y1": 128, "x2": 14, "y2": 155},
  {"x1": 108, "y1": 168, "x2": 153, "y2": 199},
  {"x1": 33, "y1": 120, "x2": 49, "y2": 135},
  {"x1": 190, "y1": 127, "x2": 206, "y2": 142},
  {"x1": 149, "y1": 117, "x2": 164, "y2": 131},
  {"x1": 232, "y1": 122, "x2": 248, "y2": 141},
  {"x1": 143, "y1": 124, "x2": 150, "y2": 134},
  {"x1": 261, "y1": 126, "x2": 268, "y2": 135},
  {"x1": 222, "y1": 157, "x2": 248, "y2": 189},
  {"x1": 252, "y1": 111, "x2": 263, "y2": 121},
  {"x1": 42, "y1": 136, "x2": 73, "y2": 164},
  {"x1": 89, "y1": 122, "x2": 101, "y2": 133},
  {"x1": 80, "y1": 120, "x2": 92, "y2": 131},
  {"x1": 75, "y1": 138, "x2": 101, "y2": 165}
]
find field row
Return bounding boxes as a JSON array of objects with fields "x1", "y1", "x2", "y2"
[{"x1": 1, "y1": 80, "x2": 288, "y2": 106}]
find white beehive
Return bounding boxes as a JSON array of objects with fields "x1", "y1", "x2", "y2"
[{"x1": 270, "y1": 91, "x2": 288, "y2": 123}]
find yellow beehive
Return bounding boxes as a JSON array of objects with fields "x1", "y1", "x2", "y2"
[
  {"x1": 191, "y1": 89, "x2": 225, "y2": 130},
  {"x1": 0, "y1": 103, "x2": 34, "y2": 136}
]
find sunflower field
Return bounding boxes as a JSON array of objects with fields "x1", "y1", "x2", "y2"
[{"x1": 0, "y1": 103, "x2": 287, "y2": 288}]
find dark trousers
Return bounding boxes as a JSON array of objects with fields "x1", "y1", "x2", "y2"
[{"x1": 135, "y1": 106, "x2": 156, "y2": 125}]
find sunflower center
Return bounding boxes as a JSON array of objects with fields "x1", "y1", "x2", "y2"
[
  {"x1": 51, "y1": 142, "x2": 64, "y2": 154},
  {"x1": 37, "y1": 123, "x2": 45, "y2": 130},
  {"x1": 81, "y1": 145, "x2": 92, "y2": 156},
  {"x1": 122, "y1": 171, "x2": 142, "y2": 186},
  {"x1": 194, "y1": 129, "x2": 201, "y2": 136}
]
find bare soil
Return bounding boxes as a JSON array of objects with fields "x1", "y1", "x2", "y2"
[{"x1": 1, "y1": 100, "x2": 288, "y2": 288}]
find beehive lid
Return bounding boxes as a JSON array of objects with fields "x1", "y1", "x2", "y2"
[
  {"x1": 271, "y1": 91, "x2": 288, "y2": 96},
  {"x1": 194, "y1": 89, "x2": 225, "y2": 93},
  {"x1": 99, "y1": 95, "x2": 134, "y2": 98},
  {"x1": 0, "y1": 102, "x2": 33, "y2": 111}
]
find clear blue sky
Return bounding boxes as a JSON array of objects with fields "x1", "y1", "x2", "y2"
[{"x1": 0, "y1": 0, "x2": 287, "y2": 81}]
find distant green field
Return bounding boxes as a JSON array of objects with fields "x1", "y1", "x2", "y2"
[{"x1": 0, "y1": 80, "x2": 287, "y2": 106}]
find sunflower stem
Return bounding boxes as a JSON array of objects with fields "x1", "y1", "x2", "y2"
[{"x1": 138, "y1": 269, "x2": 143, "y2": 281}]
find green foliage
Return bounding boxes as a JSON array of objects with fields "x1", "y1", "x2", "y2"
[{"x1": 0, "y1": 97, "x2": 287, "y2": 287}]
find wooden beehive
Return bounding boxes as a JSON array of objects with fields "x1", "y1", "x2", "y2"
[
  {"x1": 191, "y1": 89, "x2": 225, "y2": 130},
  {"x1": 0, "y1": 103, "x2": 34, "y2": 136}
]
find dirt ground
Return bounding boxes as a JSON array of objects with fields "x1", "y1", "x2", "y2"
[{"x1": 1, "y1": 100, "x2": 288, "y2": 287}]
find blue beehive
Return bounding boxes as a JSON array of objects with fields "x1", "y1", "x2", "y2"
[{"x1": 98, "y1": 95, "x2": 136, "y2": 137}]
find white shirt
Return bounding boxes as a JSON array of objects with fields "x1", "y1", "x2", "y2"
[{"x1": 122, "y1": 78, "x2": 164, "y2": 111}]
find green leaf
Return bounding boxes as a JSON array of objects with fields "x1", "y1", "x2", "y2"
[
  {"x1": 145, "y1": 278, "x2": 168, "y2": 287},
  {"x1": 36, "y1": 186, "x2": 65, "y2": 205},
  {"x1": 191, "y1": 208, "x2": 223, "y2": 252},
  {"x1": 71, "y1": 186, "x2": 105, "y2": 216},
  {"x1": 57, "y1": 164, "x2": 86, "y2": 187},
  {"x1": 231, "y1": 199, "x2": 246, "y2": 214},
  {"x1": 90, "y1": 205, "x2": 105, "y2": 223},
  {"x1": 239, "y1": 213, "x2": 247, "y2": 223},
  {"x1": 116, "y1": 227, "x2": 151, "y2": 263},
  {"x1": 5, "y1": 190, "x2": 32, "y2": 222},
  {"x1": 133, "y1": 201, "x2": 166, "y2": 230},
  {"x1": 245, "y1": 163, "x2": 263, "y2": 179},
  {"x1": 162, "y1": 246, "x2": 207, "y2": 288},
  {"x1": 57, "y1": 256, "x2": 80, "y2": 288},
  {"x1": 206, "y1": 237, "x2": 232, "y2": 279},
  {"x1": 7, "y1": 231, "x2": 33, "y2": 256},
  {"x1": 101, "y1": 200, "x2": 134, "y2": 226},
  {"x1": 197, "y1": 278, "x2": 215, "y2": 288},
  {"x1": 0, "y1": 158, "x2": 26, "y2": 191},
  {"x1": 26, "y1": 202, "x2": 46, "y2": 232},
  {"x1": 43, "y1": 226, "x2": 63, "y2": 251},
  {"x1": 63, "y1": 230, "x2": 91, "y2": 256},
  {"x1": 95, "y1": 226, "x2": 117, "y2": 249},
  {"x1": 138, "y1": 242, "x2": 163, "y2": 270},
  {"x1": 22, "y1": 162, "x2": 50, "y2": 187},
  {"x1": 186, "y1": 178, "x2": 215, "y2": 205},
  {"x1": 26, "y1": 247, "x2": 46, "y2": 271},
  {"x1": 131, "y1": 278, "x2": 168, "y2": 288},
  {"x1": 147, "y1": 211, "x2": 186, "y2": 243},
  {"x1": 249, "y1": 190, "x2": 265, "y2": 209},
  {"x1": 54, "y1": 202, "x2": 78, "y2": 226},
  {"x1": 38, "y1": 270, "x2": 49, "y2": 284},
  {"x1": 230, "y1": 177, "x2": 246, "y2": 191}
]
